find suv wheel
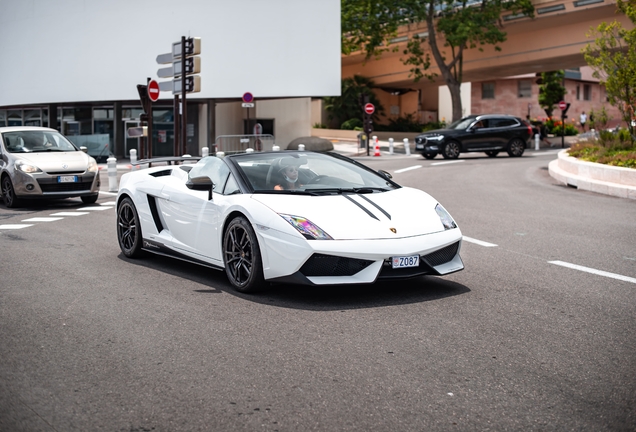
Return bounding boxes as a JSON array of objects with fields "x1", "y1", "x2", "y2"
[
  {"x1": 442, "y1": 141, "x2": 461, "y2": 159},
  {"x1": 485, "y1": 151, "x2": 499, "y2": 157},
  {"x1": 507, "y1": 138, "x2": 525, "y2": 157},
  {"x1": 423, "y1": 153, "x2": 437, "y2": 160}
]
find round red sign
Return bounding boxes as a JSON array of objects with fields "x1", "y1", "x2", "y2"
[
  {"x1": 364, "y1": 103, "x2": 375, "y2": 115},
  {"x1": 148, "y1": 80, "x2": 160, "y2": 102},
  {"x1": 243, "y1": 92, "x2": 254, "y2": 103},
  {"x1": 558, "y1": 100, "x2": 567, "y2": 110}
]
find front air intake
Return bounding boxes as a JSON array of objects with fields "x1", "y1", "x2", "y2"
[
  {"x1": 422, "y1": 242, "x2": 460, "y2": 267},
  {"x1": 300, "y1": 254, "x2": 373, "y2": 277}
]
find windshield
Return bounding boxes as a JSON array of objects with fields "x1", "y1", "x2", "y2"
[
  {"x1": 447, "y1": 117, "x2": 477, "y2": 130},
  {"x1": 2, "y1": 130, "x2": 80, "y2": 153},
  {"x1": 231, "y1": 152, "x2": 399, "y2": 193}
]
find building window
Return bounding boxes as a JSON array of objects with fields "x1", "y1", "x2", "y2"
[
  {"x1": 583, "y1": 84, "x2": 591, "y2": 101},
  {"x1": 576, "y1": 85, "x2": 581, "y2": 100},
  {"x1": 518, "y1": 80, "x2": 532, "y2": 98},
  {"x1": 482, "y1": 82, "x2": 495, "y2": 99}
]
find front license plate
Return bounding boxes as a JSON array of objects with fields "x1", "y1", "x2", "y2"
[
  {"x1": 57, "y1": 175, "x2": 78, "y2": 183},
  {"x1": 392, "y1": 255, "x2": 420, "y2": 268}
]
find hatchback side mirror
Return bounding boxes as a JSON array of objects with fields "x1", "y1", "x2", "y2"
[{"x1": 80, "y1": 146, "x2": 88, "y2": 153}]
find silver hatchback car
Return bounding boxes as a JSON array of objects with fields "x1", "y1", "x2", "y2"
[{"x1": 0, "y1": 127, "x2": 100, "y2": 208}]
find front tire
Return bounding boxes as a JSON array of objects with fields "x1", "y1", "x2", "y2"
[
  {"x1": 442, "y1": 141, "x2": 461, "y2": 159},
  {"x1": 1, "y1": 176, "x2": 21, "y2": 208},
  {"x1": 223, "y1": 216, "x2": 264, "y2": 293},
  {"x1": 117, "y1": 197, "x2": 144, "y2": 258},
  {"x1": 507, "y1": 138, "x2": 525, "y2": 157},
  {"x1": 423, "y1": 153, "x2": 437, "y2": 160},
  {"x1": 485, "y1": 151, "x2": 499, "y2": 157}
]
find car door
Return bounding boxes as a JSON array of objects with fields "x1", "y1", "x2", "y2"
[
  {"x1": 463, "y1": 119, "x2": 493, "y2": 150},
  {"x1": 489, "y1": 117, "x2": 520, "y2": 149}
]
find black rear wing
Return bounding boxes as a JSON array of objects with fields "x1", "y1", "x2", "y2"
[{"x1": 131, "y1": 156, "x2": 202, "y2": 168}]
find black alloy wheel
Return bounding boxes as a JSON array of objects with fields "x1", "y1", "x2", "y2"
[
  {"x1": 423, "y1": 153, "x2": 437, "y2": 160},
  {"x1": 485, "y1": 151, "x2": 499, "y2": 157},
  {"x1": 1, "y1": 176, "x2": 21, "y2": 208},
  {"x1": 117, "y1": 197, "x2": 144, "y2": 258},
  {"x1": 442, "y1": 141, "x2": 461, "y2": 159},
  {"x1": 223, "y1": 216, "x2": 264, "y2": 293},
  {"x1": 507, "y1": 138, "x2": 526, "y2": 157}
]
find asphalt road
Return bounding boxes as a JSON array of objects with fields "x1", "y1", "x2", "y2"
[{"x1": 1, "y1": 150, "x2": 634, "y2": 431}]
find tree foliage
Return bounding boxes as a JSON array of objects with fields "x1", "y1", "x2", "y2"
[
  {"x1": 538, "y1": 70, "x2": 566, "y2": 118},
  {"x1": 323, "y1": 75, "x2": 384, "y2": 128},
  {"x1": 583, "y1": 0, "x2": 636, "y2": 140}
]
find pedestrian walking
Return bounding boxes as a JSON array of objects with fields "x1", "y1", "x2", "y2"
[{"x1": 580, "y1": 111, "x2": 587, "y2": 132}]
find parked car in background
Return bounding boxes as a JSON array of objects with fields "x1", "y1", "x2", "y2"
[
  {"x1": 0, "y1": 126, "x2": 100, "y2": 208},
  {"x1": 415, "y1": 114, "x2": 534, "y2": 159}
]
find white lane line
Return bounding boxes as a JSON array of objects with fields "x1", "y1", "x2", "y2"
[
  {"x1": 463, "y1": 236, "x2": 498, "y2": 247},
  {"x1": 78, "y1": 206, "x2": 111, "y2": 211},
  {"x1": 22, "y1": 217, "x2": 64, "y2": 222},
  {"x1": 0, "y1": 224, "x2": 33, "y2": 230},
  {"x1": 549, "y1": 260, "x2": 636, "y2": 284},
  {"x1": 394, "y1": 165, "x2": 422, "y2": 174},
  {"x1": 100, "y1": 192, "x2": 118, "y2": 197},
  {"x1": 101, "y1": 201, "x2": 117, "y2": 205},
  {"x1": 431, "y1": 160, "x2": 466, "y2": 166},
  {"x1": 50, "y1": 212, "x2": 90, "y2": 216}
]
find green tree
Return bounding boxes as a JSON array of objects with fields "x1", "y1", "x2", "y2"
[
  {"x1": 341, "y1": 1, "x2": 534, "y2": 122},
  {"x1": 537, "y1": 70, "x2": 566, "y2": 118},
  {"x1": 583, "y1": 0, "x2": 636, "y2": 140},
  {"x1": 323, "y1": 75, "x2": 384, "y2": 129}
]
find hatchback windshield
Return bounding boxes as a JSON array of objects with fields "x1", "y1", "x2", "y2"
[
  {"x1": 232, "y1": 152, "x2": 398, "y2": 192},
  {"x1": 2, "y1": 130, "x2": 79, "y2": 153}
]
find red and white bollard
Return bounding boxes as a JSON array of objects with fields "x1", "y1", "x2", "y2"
[{"x1": 373, "y1": 136, "x2": 381, "y2": 156}]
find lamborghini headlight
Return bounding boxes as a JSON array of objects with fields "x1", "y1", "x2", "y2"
[
  {"x1": 15, "y1": 160, "x2": 42, "y2": 174},
  {"x1": 280, "y1": 214, "x2": 333, "y2": 240},
  {"x1": 435, "y1": 204, "x2": 457, "y2": 230}
]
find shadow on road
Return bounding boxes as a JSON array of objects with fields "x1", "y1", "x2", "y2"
[{"x1": 118, "y1": 252, "x2": 470, "y2": 311}]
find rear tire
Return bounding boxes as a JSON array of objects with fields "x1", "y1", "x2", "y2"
[
  {"x1": 223, "y1": 216, "x2": 265, "y2": 293},
  {"x1": 1, "y1": 176, "x2": 21, "y2": 208},
  {"x1": 507, "y1": 138, "x2": 525, "y2": 157},
  {"x1": 442, "y1": 141, "x2": 461, "y2": 159},
  {"x1": 117, "y1": 197, "x2": 144, "y2": 258},
  {"x1": 485, "y1": 151, "x2": 499, "y2": 157}
]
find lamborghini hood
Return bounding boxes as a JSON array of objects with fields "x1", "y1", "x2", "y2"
[{"x1": 251, "y1": 187, "x2": 454, "y2": 240}]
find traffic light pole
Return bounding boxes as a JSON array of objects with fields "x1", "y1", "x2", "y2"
[{"x1": 181, "y1": 36, "x2": 187, "y2": 156}]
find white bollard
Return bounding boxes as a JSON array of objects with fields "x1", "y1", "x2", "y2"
[
  {"x1": 202, "y1": 147, "x2": 209, "y2": 157},
  {"x1": 388, "y1": 138, "x2": 394, "y2": 155},
  {"x1": 129, "y1": 149, "x2": 137, "y2": 170},
  {"x1": 403, "y1": 138, "x2": 411, "y2": 156},
  {"x1": 534, "y1": 133, "x2": 540, "y2": 150},
  {"x1": 298, "y1": 144, "x2": 305, "y2": 151},
  {"x1": 272, "y1": 145, "x2": 280, "y2": 151},
  {"x1": 107, "y1": 156, "x2": 118, "y2": 192},
  {"x1": 245, "y1": 148, "x2": 254, "y2": 153}
]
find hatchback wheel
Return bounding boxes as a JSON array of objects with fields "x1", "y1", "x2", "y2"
[
  {"x1": 485, "y1": 151, "x2": 499, "y2": 157},
  {"x1": 507, "y1": 138, "x2": 525, "y2": 157},
  {"x1": 442, "y1": 141, "x2": 461, "y2": 159},
  {"x1": 223, "y1": 216, "x2": 264, "y2": 293},
  {"x1": 1, "y1": 176, "x2": 21, "y2": 208},
  {"x1": 117, "y1": 197, "x2": 144, "y2": 258},
  {"x1": 81, "y1": 193, "x2": 99, "y2": 204}
]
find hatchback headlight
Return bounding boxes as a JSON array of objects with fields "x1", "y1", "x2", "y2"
[
  {"x1": 87, "y1": 157, "x2": 98, "y2": 173},
  {"x1": 15, "y1": 160, "x2": 42, "y2": 174},
  {"x1": 435, "y1": 204, "x2": 457, "y2": 230},
  {"x1": 280, "y1": 214, "x2": 333, "y2": 240}
]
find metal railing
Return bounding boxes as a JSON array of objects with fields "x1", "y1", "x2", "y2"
[{"x1": 214, "y1": 134, "x2": 275, "y2": 154}]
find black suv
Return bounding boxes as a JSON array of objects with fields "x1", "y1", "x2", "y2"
[{"x1": 415, "y1": 114, "x2": 533, "y2": 159}]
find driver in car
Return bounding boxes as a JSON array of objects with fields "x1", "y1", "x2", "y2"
[{"x1": 274, "y1": 158, "x2": 303, "y2": 190}]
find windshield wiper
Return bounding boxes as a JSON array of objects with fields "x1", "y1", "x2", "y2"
[
  {"x1": 30, "y1": 148, "x2": 66, "y2": 152},
  {"x1": 306, "y1": 187, "x2": 389, "y2": 195},
  {"x1": 253, "y1": 189, "x2": 319, "y2": 196}
]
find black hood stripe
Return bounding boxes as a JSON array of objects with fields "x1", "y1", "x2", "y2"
[
  {"x1": 355, "y1": 194, "x2": 391, "y2": 220},
  {"x1": 342, "y1": 194, "x2": 379, "y2": 221}
]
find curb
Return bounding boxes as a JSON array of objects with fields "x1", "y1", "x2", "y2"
[{"x1": 548, "y1": 149, "x2": 636, "y2": 200}]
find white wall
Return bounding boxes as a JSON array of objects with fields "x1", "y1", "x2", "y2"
[
  {"x1": 438, "y1": 82, "x2": 472, "y2": 123},
  {"x1": 0, "y1": 0, "x2": 341, "y2": 106},
  {"x1": 256, "y1": 98, "x2": 312, "y2": 148}
]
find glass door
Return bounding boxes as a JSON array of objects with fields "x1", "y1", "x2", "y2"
[{"x1": 125, "y1": 120, "x2": 140, "y2": 157}]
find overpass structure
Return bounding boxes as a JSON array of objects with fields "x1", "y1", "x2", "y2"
[{"x1": 343, "y1": 0, "x2": 632, "y2": 88}]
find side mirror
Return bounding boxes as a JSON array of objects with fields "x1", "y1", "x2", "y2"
[
  {"x1": 378, "y1": 169, "x2": 392, "y2": 179},
  {"x1": 186, "y1": 176, "x2": 214, "y2": 200},
  {"x1": 80, "y1": 146, "x2": 88, "y2": 153}
]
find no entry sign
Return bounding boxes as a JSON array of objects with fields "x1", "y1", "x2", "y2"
[
  {"x1": 148, "y1": 80, "x2": 160, "y2": 102},
  {"x1": 558, "y1": 100, "x2": 567, "y2": 110},
  {"x1": 364, "y1": 103, "x2": 375, "y2": 115}
]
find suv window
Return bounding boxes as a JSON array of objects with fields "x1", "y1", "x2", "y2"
[{"x1": 490, "y1": 118, "x2": 518, "y2": 128}]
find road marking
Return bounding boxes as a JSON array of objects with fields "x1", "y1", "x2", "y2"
[
  {"x1": 22, "y1": 217, "x2": 64, "y2": 222},
  {"x1": 394, "y1": 165, "x2": 422, "y2": 173},
  {"x1": 101, "y1": 201, "x2": 117, "y2": 205},
  {"x1": 78, "y1": 206, "x2": 111, "y2": 211},
  {"x1": 431, "y1": 160, "x2": 466, "y2": 166},
  {"x1": 548, "y1": 260, "x2": 636, "y2": 284},
  {"x1": 100, "y1": 192, "x2": 118, "y2": 197},
  {"x1": 50, "y1": 212, "x2": 90, "y2": 216},
  {"x1": 463, "y1": 236, "x2": 498, "y2": 247},
  {"x1": 0, "y1": 224, "x2": 33, "y2": 230}
]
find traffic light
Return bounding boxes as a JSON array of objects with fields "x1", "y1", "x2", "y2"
[
  {"x1": 364, "y1": 114, "x2": 373, "y2": 134},
  {"x1": 156, "y1": 37, "x2": 202, "y2": 94}
]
